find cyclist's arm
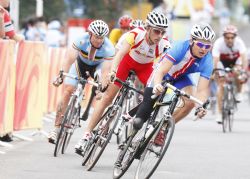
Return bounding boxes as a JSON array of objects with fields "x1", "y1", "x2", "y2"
[
  {"x1": 240, "y1": 52, "x2": 248, "y2": 70},
  {"x1": 195, "y1": 76, "x2": 210, "y2": 103},
  {"x1": 111, "y1": 40, "x2": 130, "y2": 72},
  {"x1": 62, "y1": 45, "x2": 78, "y2": 73},
  {"x1": 153, "y1": 59, "x2": 174, "y2": 85}
]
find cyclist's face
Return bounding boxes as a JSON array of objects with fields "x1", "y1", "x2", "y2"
[
  {"x1": 121, "y1": 27, "x2": 131, "y2": 34},
  {"x1": 148, "y1": 26, "x2": 166, "y2": 45},
  {"x1": 192, "y1": 39, "x2": 212, "y2": 58},
  {"x1": 224, "y1": 33, "x2": 236, "y2": 48},
  {"x1": 90, "y1": 34, "x2": 105, "y2": 48}
]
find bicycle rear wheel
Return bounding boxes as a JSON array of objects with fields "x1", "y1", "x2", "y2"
[
  {"x1": 54, "y1": 96, "x2": 76, "y2": 157},
  {"x1": 86, "y1": 106, "x2": 122, "y2": 171},
  {"x1": 135, "y1": 117, "x2": 175, "y2": 179}
]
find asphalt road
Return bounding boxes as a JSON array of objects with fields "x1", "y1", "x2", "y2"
[{"x1": 1, "y1": 99, "x2": 250, "y2": 179}]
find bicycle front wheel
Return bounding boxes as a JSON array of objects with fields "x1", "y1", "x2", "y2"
[
  {"x1": 222, "y1": 87, "x2": 229, "y2": 133},
  {"x1": 86, "y1": 106, "x2": 122, "y2": 171},
  {"x1": 135, "y1": 117, "x2": 175, "y2": 179},
  {"x1": 54, "y1": 96, "x2": 77, "y2": 157}
]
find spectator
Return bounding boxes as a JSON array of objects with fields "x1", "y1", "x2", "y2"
[
  {"x1": 0, "y1": 0, "x2": 23, "y2": 42},
  {"x1": 45, "y1": 20, "x2": 66, "y2": 47}
]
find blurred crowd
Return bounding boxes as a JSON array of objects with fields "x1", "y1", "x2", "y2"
[{"x1": 20, "y1": 17, "x2": 66, "y2": 47}]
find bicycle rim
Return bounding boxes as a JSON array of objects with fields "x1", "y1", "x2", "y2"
[
  {"x1": 113, "y1": 129, "x2": 143, "y2": 179},
  {"x1": 86, "y1": 107, "x2": 122, "y2": 171},
  {"x1": 54, "y1": 96, "x2": 76, "y2": 156},
  {"x1": 82, "y1": 142, "x2": 95, "y2": 166},
  {"x1": 228, "y1": 110, "x2": 234, "y2": 132},
  {"x1": 62, "y1": 107, "x2": 79, "y2": 154},
  {"x1": 135, "y1": 117, "x2": 175, "y2": 179}
]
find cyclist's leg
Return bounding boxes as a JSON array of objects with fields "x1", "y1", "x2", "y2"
[
  {"x1": 83, "y1": 54, "x2": 132, "y2": 135},
  {"x1": 131, "y1": 61, "x2": 154, "y2": 130},
  {"x1": 171, "y1": 75, "x2": 195, "y2": 123},
  {"x1": 48, "y1": 63, "x2": 77, "y2": 143}
]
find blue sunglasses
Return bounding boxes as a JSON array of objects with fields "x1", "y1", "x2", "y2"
[{"x1": 195, "y1": 41, "x2": 212, "y2": 49}]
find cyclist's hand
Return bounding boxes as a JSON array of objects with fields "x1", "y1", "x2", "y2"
[
  {"x1": 195, "y1": 106, "x2": 207, "y2": 119},
  {"x1": 153, "y1": 83, "x2": 164, "y2": 95},
  {"x1": 53, "y1": 76, "x2": 63, "y2": 87},
  {"x1": 108, "y1": 70, "x2": 116, "y2": 83}
]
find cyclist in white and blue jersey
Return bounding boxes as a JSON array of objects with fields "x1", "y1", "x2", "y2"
[
  {"x1": 133, "y1": 22, "x2": 216, "y2": 146},
  {"x1": 48, "y1": 20, "x2": 115, "y2": 144}
]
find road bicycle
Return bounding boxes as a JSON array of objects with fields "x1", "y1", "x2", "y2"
[
  {"x1": 53, "y1": 70, "x2": 100, "y2": 157},
  {"x1": 80, "y1": 73, "x2": 143, "y2": 171},
  {"x1": 113, "y1": 81, "x2": 209, "y2": 179}
]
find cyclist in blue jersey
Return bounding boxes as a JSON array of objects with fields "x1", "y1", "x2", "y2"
[
  {"x1": 48, "y1": 20, "x2": 115, "y2": 144},
  {"x1": 132, "y1": 22, "x2": 216, "y2": 146}
]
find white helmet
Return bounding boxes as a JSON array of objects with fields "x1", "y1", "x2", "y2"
[
  {"x1": 130, "y1": 19, "x2": 145, "y2": 28},
  {"x1": 146, "y1": 11, "x2": 168, "y2": 29},
  {"x1": 88, "y1": 20, "x2": 109, "y2": 37},
  {"x1": 191, "y1": 22, "x2": 215, "y2": 42}
]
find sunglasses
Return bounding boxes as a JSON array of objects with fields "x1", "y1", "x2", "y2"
[
  {"x1": 195, "y1": 41, "x2": 212, "y2": 49},
  {"x1": 152, "y1": 28, "x2": 166, "y2": 35}
]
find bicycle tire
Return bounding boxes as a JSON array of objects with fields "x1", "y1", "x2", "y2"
[
  {"x1": 62, "y1": 106, "x2": 80, "y2": 154},
  {"x1": 113, "y1": 129, "x2": 142, "y2": 179},
  {"x1": 86, "y1": 106, "x2": 123, "y2": 171},
  {"x1": 222, "y1": 87, "x2": 229, "y2": 133},
  {"x1": 54, "y1": 96, "x2": 76, "y2": 157},
  {"x1": 135, "y1": 117, "x2": 175, "y2": 179}
]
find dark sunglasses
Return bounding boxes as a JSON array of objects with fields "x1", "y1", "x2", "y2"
[
  {"x1": 152, "y1": 28, "x2": 166, "y2": 35},
  {"x1": 195, "y1": 41, "x2": 212, "y2": 49}
]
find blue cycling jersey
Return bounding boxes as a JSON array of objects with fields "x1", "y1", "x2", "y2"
[
  {"x1": 160, "y1": 40, "x2": 213, "y2": 80},
  {"x1": 72, "y1": 32, "x2": 115, "y2": 66}
]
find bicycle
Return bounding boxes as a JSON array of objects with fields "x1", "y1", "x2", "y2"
[
  {"x1": 113, "y1": 81, "x2": 209, "y2": 179},
  {"x1": 53, "y1": 70, "x2": 100, "y2": 157},
  {"x1": 115, "y1": 71, "x2": 142, "y2": 145},
  {"x1": 80, "y1": 73, "x2": 143, "y2": 171},
  {"x1": 214, "y1": 68, "x2": 239, "y2": 133}
]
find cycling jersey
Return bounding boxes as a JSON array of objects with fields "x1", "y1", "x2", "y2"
[
  {"x1": 2, "y1": 9, "x2": 15, "y2": 38},
  {"x1": 109, "y1": 28, "x2": 122, "y2": 45},
  {"x1": 115, "y1": 27, "x2": 170, "y2": 87},
  {"x1": 148, "y1": 40, "x2": 213, "y2": 89},
  {"x1": 125, "y1": 27, "x2": 170, "y2": 64},
  {"x1": 72, "y1": 32, "x2": 115, "y2": 66},
  {"x1": 212, "y1": 36, "x2": 247, "y2": 68},
  {"x1": 65, "y1": 32, "x2": 115, "y2": 86}
]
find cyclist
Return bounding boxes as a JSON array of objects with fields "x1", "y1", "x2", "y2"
[
  {"x1": 48, "y1": 20, "x2": 115, "y2": 144},
  {"x1": 109, "y1": 15, "x2": 133, "y2": 46},
  {"x1": 212, "y1": 25, "x2": 248, "y2": 124},
  {"x1": 132, "y1": 22, "x2": 215, "y2": 146},
  {"x1": 75, "y1": 11, "x2": 171, "y2": 153}
]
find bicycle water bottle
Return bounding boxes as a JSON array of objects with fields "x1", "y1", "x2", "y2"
[{"x1": 145, "y1": 124, "x2": 154, "y2": 138}]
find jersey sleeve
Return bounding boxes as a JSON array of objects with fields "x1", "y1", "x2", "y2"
[
  {"x1": 199, "y1": 53, "x2": 214, "y2": 79},
  {"x1": 72, "y1": 33, "x2": 88, "y2": 51},
  {"x1": 4, "y1": 10, "x2": 15, "y2": 38},
  {"x1": 238, "y1": 38, "x2": 247, "y2": 54},
  {"x1": 115, "y1": 32, "x2": 127, "y2": 50},
  {"x1": 212, "y1": 38, "x2": 221, "y2": 58},
  {"x1": 160, "y1": 41, "x2": 185, "y2": 64},
  {"x1": 103, "y1": 38, "x2": 115, "y2": 60}
]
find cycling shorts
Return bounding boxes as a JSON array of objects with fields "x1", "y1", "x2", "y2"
[
  {"x1": 64, "y1": 57, "x2": 101, "y2": 86},
  {"x1": 115, "y1": 53, "x2": 153, "y2": 87}
]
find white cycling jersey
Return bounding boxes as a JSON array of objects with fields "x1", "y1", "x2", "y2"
[{"x1": 212, "y1": 36, "x2": 246, "y2": 68}]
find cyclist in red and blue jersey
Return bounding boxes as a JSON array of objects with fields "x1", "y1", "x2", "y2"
[
  {"x1": 132, "y1": 22, "x2": 216, "y2": 146},
  {"x1": 48, "y1": 20, "x2": 115, "y2": 144}
]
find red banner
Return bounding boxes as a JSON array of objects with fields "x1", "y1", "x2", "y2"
[{"x1": 14, "y1": 41, "x2": 48, "y2": 130}]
